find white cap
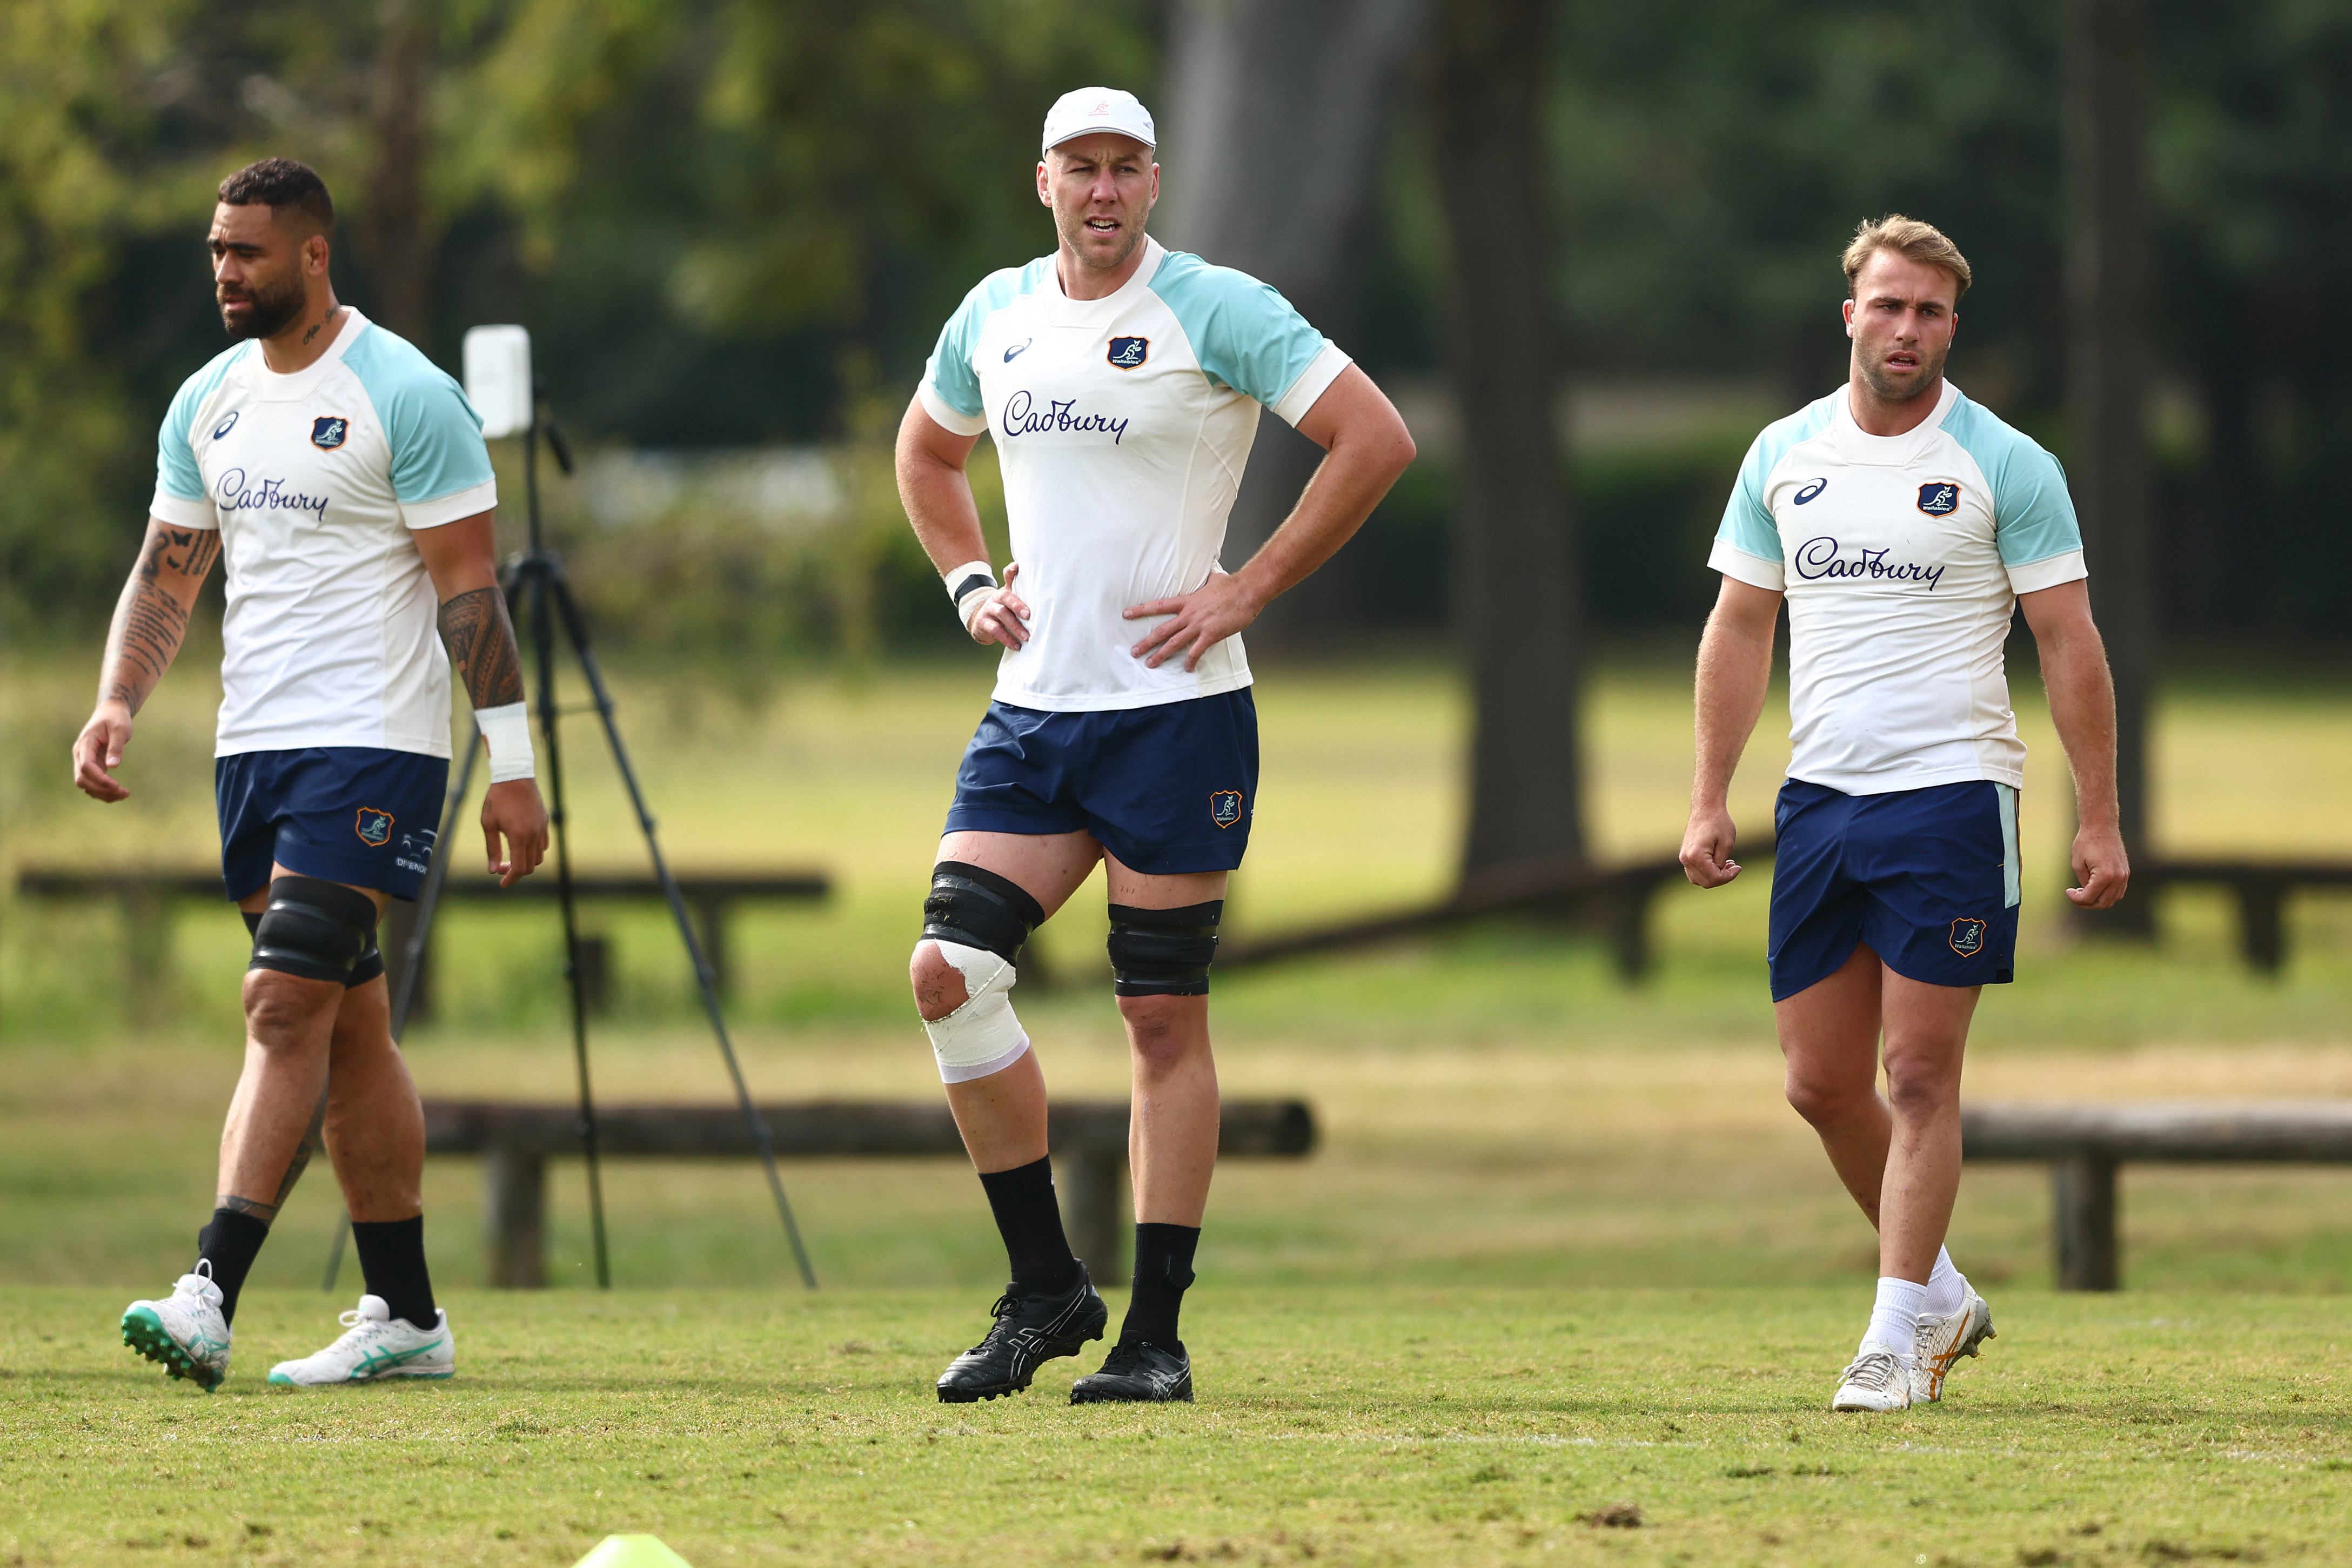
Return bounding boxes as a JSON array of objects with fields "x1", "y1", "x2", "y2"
[{"x1": 1041, "y1": 87, "x2": 1156, "y2": 155}]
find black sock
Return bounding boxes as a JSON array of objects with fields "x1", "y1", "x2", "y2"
[
  {"x1": 1120, "y1": 1222, "x2": 1200, "y2": 1350},
  {"x1": 197, "y1": 1208, "x2": 272, "y2": 1327},
  {"x1": 350, "y1": 1215, "x2": 438, "y2": 1330},
  {"x1": 976, "y1": 1156, "x2": 1078, "y2": 1296}
]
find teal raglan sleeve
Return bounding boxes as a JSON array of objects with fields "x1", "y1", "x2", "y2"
[
  {"x1": 1944, "y1": 396, "x2": 2088, "y2": 592},
  {"x1": 150, "y1": 353, "x2": 238, "y2": 528},
  {"x1": 1149, "y1": 253, "x2": 1350, "y2": 425},
  {"x1": 916, "y1": 273, "x2": 1007, "y2": 438},
  {"x1": 345, "y1": 325, "x2": 498, "y2": 528},
  {"x1": 1991, "y1": 443, "x2": 2086, "y2": 586}
]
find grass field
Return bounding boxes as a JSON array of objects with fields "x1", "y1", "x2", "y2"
[
  {"x1": 6, "y1": 1286, "x2": 2350, "y2": 1567},
  {"x1": 3, "y1": 647, "x2": 2351, "y2": 1564}
]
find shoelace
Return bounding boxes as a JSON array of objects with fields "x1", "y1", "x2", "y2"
[
  {"x1": 1842, "y1": 1350, "x2": 1902, "y2": 1390},
  {"x1": 1095, "y1": 1344, "x2": 1146, "y2": 1375}
]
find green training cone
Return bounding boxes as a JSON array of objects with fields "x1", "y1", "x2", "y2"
[{"x1": 573, "y1": 1536, "x2": 696, "y2": 1568}]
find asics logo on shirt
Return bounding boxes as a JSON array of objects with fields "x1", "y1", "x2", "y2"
[
  {"x1": 1793, "y1": 535, "x2": 1946, "y2": 592},
  {"x1": 1003, "y1": 338, "x2": 1033, "y2": 361},
  {"x1": 212, "y1": 412, "x2": 239, "y2": 440},
  {"x1": 215, "y1": 468, "x2": 329, "y2": 522},
  {"x1": 1001, "y1": 389, "x2": 1130, "y2": 445},
  {"x1": 1794, "y1": 477, "x2": 1828, "y2": 504}
]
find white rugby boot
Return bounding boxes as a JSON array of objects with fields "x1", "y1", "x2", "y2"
[
  {"x1": 122, "y1": 1260, "x2": 234, "y2": 1391},
  {"x1": 1830, "y1": 1348, "x2": 1914, "y2": 1412},
  {"x1": 1910, "y1": 1288, "x2": 1996, "y2": 1403},
  {"x1": 267, "y1": 1295, "x2": 454, "y2": 1386}
]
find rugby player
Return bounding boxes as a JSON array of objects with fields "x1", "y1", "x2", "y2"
[
  {"x1": 73, "y1": 158, "x2": 548, "y2": 1389},
  {"x1": 1681, "y1": 216, "x2": 2129, "y2": 1411},
  {"x1": 897, "y1": 88, "x2": 1415, "y2": 1403}
]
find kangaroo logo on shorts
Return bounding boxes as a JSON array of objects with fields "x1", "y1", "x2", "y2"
[
  {"x1": 1917, "y1": 481, "x2": 1961, "y2": 515},
  {"x1": 354, "y1": 807, "x2": 394, "y2": 848},
  {"x1": 1948, "y1": 916, "x2": 1988, "y2": 957},
  {"x1": 1209, "y1": 789, "x2": 1244, "y2": 829},
  {"x1": 1107, "y1": 336, "x2": 1149, "y2": 370},
  {"x1": 312, "y1": 415, "x2": 350, "y2": 450}
]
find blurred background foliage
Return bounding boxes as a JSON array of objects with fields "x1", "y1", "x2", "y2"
[{"x1": 2, "y1": 0, "x2": 2348, "y2": 651}]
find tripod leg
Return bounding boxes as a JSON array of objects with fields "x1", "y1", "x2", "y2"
[
  {"x1": 519, "y1": 558, "x2": 612, "y2": 1290},
  {"x1": 545, "y1": 562, "x2": 818, "y2": 1289}
]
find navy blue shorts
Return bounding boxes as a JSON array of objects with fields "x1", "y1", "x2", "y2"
[
  {"x1": 216, "y1": 747, "x2": 448, "y2": 902},
  {"x1": 943, "y1": 690, "x2": 1259, "y2": 875},
  {"x1": 1768, "y1": 778, "x2": 2020, "y2": 1001}
]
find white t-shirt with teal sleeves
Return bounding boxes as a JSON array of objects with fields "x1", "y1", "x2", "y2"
[
  {"x1": 1708, "y1": 380, "x2": 2086, "y2": 795},
  {"x1": 150, "y1": 309, "x2": 497, "y2": 760},
  {"x1": 918, "y1": 236, "x2": 1351, "y2": 712}
]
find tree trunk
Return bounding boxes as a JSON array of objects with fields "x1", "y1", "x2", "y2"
[
  {"x1": 2064, "y1": 0, "x2": 2155, "y2": 934},
  {"x1": 1426, "y1": 0, "x2": 1585, "y2": 879},
  {"x1": 1155, "y1": 0, "x2": 1426, "y2": 642},
  {"x1": 366, "y1": 0, "x2": 437, "y2": 345}
]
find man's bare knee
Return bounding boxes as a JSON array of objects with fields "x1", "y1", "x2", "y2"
[
  {"x1": 1118, "y1": 994, "x2": 1200, "y2": 1069},
  {"x1": 1785, "y1": 1068, "x2": 1875, "y2": 1129},
  {"x1": 1882, "y1": 1052, "x2": 1960, "y2": 1124},
  {"x1": 910, "y1": 940, "x2": 970, "y2": 1023},
  {"x1": 243, "y1": 969, "x2": 339, "y2": 1044}
]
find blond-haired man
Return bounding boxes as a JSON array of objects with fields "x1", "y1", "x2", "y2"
[{"x1": 1680, "y1": 216, "x2": 2129, "y2": 1411}]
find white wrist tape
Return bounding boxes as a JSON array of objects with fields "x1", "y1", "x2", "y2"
[
  {"x1": 474, "y1": 700, "x2": 536, "y2": 783},
  {"x1": 943, "y1": 560, "x2": 996, "y2": 631}
]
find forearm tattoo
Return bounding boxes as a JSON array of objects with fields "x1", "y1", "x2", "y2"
[
  {"x1": 437, "y1": 586, "x2": 527, "y2": 710},
  {"x1": 101, "y1": 526, "x2": 219, "y2": 710}
]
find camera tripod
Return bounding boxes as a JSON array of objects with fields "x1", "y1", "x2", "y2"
[{"x1": 324, "y1": 386, "x2": 816, "y2": 1292}]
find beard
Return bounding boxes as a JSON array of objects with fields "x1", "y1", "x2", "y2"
[
  {"x1": 1857, "y1": 337, "x2": 1949, "y2": 403},
  {"x1": 218, "y1": 272, "x2": 307, "y2": 340}
]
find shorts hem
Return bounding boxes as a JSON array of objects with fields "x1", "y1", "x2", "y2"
[
  {"x1": 268, "y1": 843, "x2": 423, "y2": 901},
  {"x1": 943, "y1": 807, "x2": 1091, "y2": 839}
]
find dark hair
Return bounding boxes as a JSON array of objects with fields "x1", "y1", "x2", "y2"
[{"x1": 218, "y1": 158, "x2": 335, "y2": 237}]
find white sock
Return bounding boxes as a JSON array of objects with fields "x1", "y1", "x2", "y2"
[
  {"x1": 1860, "y1": 1276, "x2": 1927, "y2": 1360},
  {"x1": 1922, "y1": 1247, "x2": 1969, "y2": 1317}
]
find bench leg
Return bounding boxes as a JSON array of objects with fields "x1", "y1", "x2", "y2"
[
  {"x1": 1056, "y1": 1147, "x2": 1127, "y2": 1284},
  {"x1": 2053, "y1": 1154, "x2": 2120, "y2": 1291},
  {"x1": 2237, "y1": 881, "x2": 2287, "y2": 976},
  {"x1": 484, "y1": 1147, "x2": 547, "y2": 1289},
  {"x1": 1609, "y1": 884, "x2": 1653, "y2": 984},
  {"x1": 121, "y1": 888, "x2": 172, "y2": 1029}
]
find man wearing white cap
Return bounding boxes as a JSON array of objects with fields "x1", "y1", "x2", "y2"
[{"x1": 898, "y1": 86, "x2": 1415, "y2": 1404}]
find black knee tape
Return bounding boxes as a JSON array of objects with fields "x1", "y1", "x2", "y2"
[
  {"x1": 1106, "y1": 901, "x2": 1223, "y2": 997},
  {"x1": 249, "y1": 875, "x2": 380, "y2": 984},
  {"x1": 242, "y1": 906, "x2": 379, "y2": 986},
  {"x1": 923, "y1": 861, "x2": 1047, "y2": 964}
]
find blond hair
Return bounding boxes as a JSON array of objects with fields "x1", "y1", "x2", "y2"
[{"x1": 1841, "y1": 215, "x2": 1972, "y2": 300}]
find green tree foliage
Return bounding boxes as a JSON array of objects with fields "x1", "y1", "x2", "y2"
[{"x1": 0, "y1": 0, "x2": 1150, "y2": 635}]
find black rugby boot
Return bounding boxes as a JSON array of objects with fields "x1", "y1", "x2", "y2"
[
  {"x1": 935, "y1": 1263, "x2": 1107, "y2": 1403},
  {"x1": 1070, "y1": 1339, "x2": 1194, "y2": 1404}
]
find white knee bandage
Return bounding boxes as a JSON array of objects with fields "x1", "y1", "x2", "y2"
[{"x1": 922, "y1": 940, "x2": 1030, "y2": 1083}]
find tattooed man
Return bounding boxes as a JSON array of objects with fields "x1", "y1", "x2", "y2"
[{"x1": 73, "y1": 158, "x2": 547, "y2": 1390}]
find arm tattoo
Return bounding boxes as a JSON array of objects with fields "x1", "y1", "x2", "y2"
[
  {"x1": 437, "y1": 586, "x2": 527, "y2": 710},
  {"x1": 100, "y1": 526, "x2": 219, "y2": 711}
]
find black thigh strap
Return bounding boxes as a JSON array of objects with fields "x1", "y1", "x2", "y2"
[
  {"x1": 243, "y1": 904, "x2": 380, "y2": 988},
  {"x1": 1105, "y1": 900, "x2": 1224, "y2": 997},
  {"x1": 923, "y1": 860, "x2": 1048, "y2": 963},
  {"x1": 249, "y1": 875, "x2": 381, "y2": 984}
]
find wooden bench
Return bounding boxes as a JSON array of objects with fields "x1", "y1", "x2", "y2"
[
  {"x1": 1962, "y1": 1101, "x2": 2352, "y2": 1290},
  {"x1": 2138, "y1": 859, "x2": 2352, "y2": 974},
  {"x1": 420, "y1": 1096, "x2": 1317, "y2": 1288},
  {"x1": 1217, "y1": 850, "x2": 1709, "y2": 983},
  {"x1": 1217, "y1": 848, "x2": 2349, "y2": 984},
  {"x1": 15, "y1": 866, "x2": 828, "y2": 1021}
]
